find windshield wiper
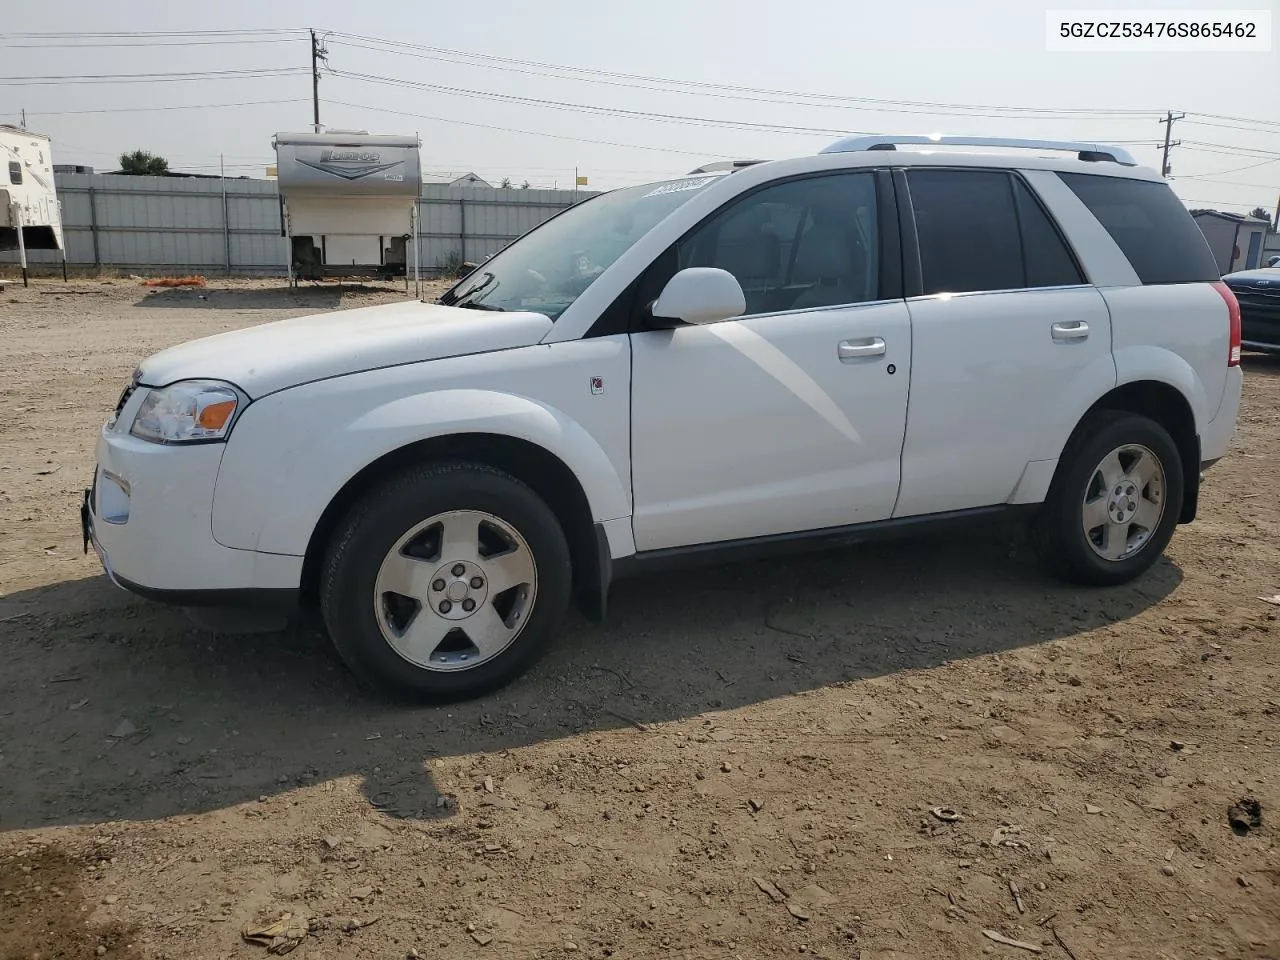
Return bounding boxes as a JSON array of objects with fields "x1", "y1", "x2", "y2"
[
  {"x1": 456, "y1": 301, "x2": 507, "y2": 312},
  {"x1": 444, "y1": 270, "x2": 496, "y2": 307}
]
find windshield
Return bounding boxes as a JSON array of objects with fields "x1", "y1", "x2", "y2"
[{"x1": 439, "y1": 175, "x2": 722, "y2": 320}]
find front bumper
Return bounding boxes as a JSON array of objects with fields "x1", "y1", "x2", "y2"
[
  {"x1": 1237, "y1": 295, "x2": 1280, "y2": 350},
  {"x1": 81, "y1": 408, "x2": 303, "y2": 608}
]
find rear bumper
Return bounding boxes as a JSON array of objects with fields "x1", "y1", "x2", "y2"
[{"x1": 1202, "y1": 365, "x2": 1244, "y2": 465}]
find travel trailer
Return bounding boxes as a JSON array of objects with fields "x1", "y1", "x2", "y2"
[
  {"x1": 0, "y1": 125, "x2": 65, "y2": 284},
  {"x1": 273, "y1": 129, "x2": 422, "y2": 283}
]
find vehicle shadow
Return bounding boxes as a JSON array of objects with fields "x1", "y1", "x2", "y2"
[
  {"x1": 132, "y1": 283, "x2": 413, "y2": 311},
  {"x1": 0, "y1": 526, "x2": 1182, "y2": 833},
  {"x1": 1242, "y1": 352, "x2": 1280, "y2": 373}
]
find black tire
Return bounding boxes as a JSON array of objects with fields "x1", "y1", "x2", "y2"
[
  {"x1": 319, "y1": 460, "x2": 571, "y2": 701},
  {"x1": 1032, "y1": 410, "x2": 1184, "y2": 586}
]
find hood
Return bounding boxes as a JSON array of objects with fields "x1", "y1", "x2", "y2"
[
  {"x1": 138, "y1": 300, "x2": 554, "y2": 398},
  {"x1": 1223, "y1": 267, "x2": 1280, "y2": 288}
]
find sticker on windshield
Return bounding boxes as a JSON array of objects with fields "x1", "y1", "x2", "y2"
[{"x1": 643, "y1": 176, "x2": 717, "y2": 198}]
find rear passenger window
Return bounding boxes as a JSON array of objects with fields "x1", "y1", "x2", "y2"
[
  {"x1": 1058, "y1": 173, "x2": 1220, "y2": 284},
  {"x1": 909, "y1": 170, "x2": 1022, "y2": 294},
  {"x1": 1012, "y1": 178, "x2": 1084, "y2": 287},
  {"x1": 908, "y1": 169, "x2": 1083, "y2": 295},
  {"x1": 8, "y1": 161, "x2": 21, "y2": 185}
]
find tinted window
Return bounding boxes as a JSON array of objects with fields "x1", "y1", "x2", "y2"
[
  {"x1": 908, "y1": 170, "x2": 1023, "y2": 294},
  {"x1": 678, "y1": 173, "x2": 879, "y2": 314},
  {"x1": 8, "y1": 161, "x2": 21, "y2": 185},
  {"x1": 1058, "y1": 173, "x2": 1220, "y2": 284},
  {"x1": 909, "y1": 170, "x2": 1085, "y2": 294},
  {"x1": 1012, "y1": 178, "x2": 1084, "y2": 287}
]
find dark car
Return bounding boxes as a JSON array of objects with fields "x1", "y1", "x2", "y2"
[{"x1": 1223, "y1": 267, "x2": 1280, "y2": 355}]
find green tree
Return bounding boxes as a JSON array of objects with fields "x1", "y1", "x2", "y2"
[
  {"x1": 1249, "y1": 206, "x2": 1273, "y2": 228},
  {"x1": 520, "y1": 180, "x2": 531, "y2": 189},
  {"x1": 118, "y1": 150, "x2": 169, "y2": 176},
  {"x1": 500, "y1": 177, "x2": 512, "y2": 189}
]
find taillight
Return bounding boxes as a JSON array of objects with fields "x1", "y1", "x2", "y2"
[{"x1": 1212, "y1": 281, "x2": 1242, "y2": 367}]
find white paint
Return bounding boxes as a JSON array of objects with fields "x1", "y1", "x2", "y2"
[
  {"x1": 210, "y1": 339, "x2": 633, "y2": 556},
  {"x1": 650, "y1": 267, "x2": 746, "y2": 326},
  {"x1": 84, "y1": 142, "x2": 1245, "y2": 604},
  {"x1": 894, "y1": 285, "x2": 1115, "y2": 517},
  {"x1": 138, "y1": 300, "x2": 553, "y2": 398},
  {"x1": 630, "y1": 300, "x2": 909, "y2": 550}
]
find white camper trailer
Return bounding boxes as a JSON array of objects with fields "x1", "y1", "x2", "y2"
[
  {"x1": 1, "y1": 125, "x2": 65, "y2": 285},
  {"x1": 273, "y1": 129, "x2": 422, "y2": 283}
]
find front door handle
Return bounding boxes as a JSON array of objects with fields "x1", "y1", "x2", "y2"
[
  {"x1": 1051, "y1": 320, "x2": 1090, "y2": 341},
  {"x1": 838, "y1": 337, "x2": 886, "y2": 361}
]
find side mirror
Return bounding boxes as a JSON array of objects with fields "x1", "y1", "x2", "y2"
[{"x1": 650, "y1": 267, "x2": 746, "y2": 326}]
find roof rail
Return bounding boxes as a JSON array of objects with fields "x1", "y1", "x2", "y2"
[
  {"x1": 820, "y1": 135, "x2": 1137, "y2": 167},
  {"x1": 686, "y1": 159, "x2": 764, "y2": 175}
]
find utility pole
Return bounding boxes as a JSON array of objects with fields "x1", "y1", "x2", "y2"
[
  {"x1": 1160, "y1": 110, "x2": 1184, "y2": 178},
  {"x1": 20, "y1": 108, "x2": 25, "y2": 128},
  {"x1": 310, "y1": 29, "x2": 328, "y2": 133}
]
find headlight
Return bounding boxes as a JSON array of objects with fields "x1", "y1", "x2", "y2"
[{"x1": 130, "y1": 380, "x2": 242, "y2": 444}]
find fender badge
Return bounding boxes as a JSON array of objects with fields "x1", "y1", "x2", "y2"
[{"x1": 590, "y1": 376, "x2": 604, "y2": 395}]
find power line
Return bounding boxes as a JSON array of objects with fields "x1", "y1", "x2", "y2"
[
  {"x1": 1183, "y1": 141, "x2": 1280, "y2": 159},
  {"x1": 0, "y1": 28, "x2": 306, "y2": 38},
  {"x1": 21, "y1": 98, "x2": 307, "y2": 117},
  {"x1": 0, "y1": 67, "x2": 309, "y2": 86},
  {"x1": 1178, "y1": 171, "x2": 1280, "y2": 187},
  {"x1": 326, "y1": 35, "x2": 1157, "y2": 123},
  {"x1": 325, "y1": 98, "x2": 721, "y2": 158},
  {"x1": 1176, "y1": 197, "x2": 1272, "y2": 208},
  {"x1": 0, "y1": 37, "x2": 304, "y2": 48},
  {"x1": 332, "y1": 69, "x2": 861, "y2": 136},
  {"x1": 327, "y1": 31, "x2": 1161, "y2": 120},
  {"x1": 1178, "y1": 157, "x2": 1280, "y2": 178},
  {"x1": 1185, "y1": 111, "x2": 1280, "y2": 130},
  {"x1": 1182, "y1": 118, "x2": 1280, "y2": 135}
]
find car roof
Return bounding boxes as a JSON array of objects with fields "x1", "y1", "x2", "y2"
[
  {"x1": 722, "y1": 149, "x2": 1165, "y2": 184},
  {"x1": 690, "y1": 135, "x2": 1164, "y2": 183}
]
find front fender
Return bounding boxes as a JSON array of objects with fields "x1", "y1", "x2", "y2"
[{"x1": 212, "y1": 385, "x2": 631, "y2": 556}]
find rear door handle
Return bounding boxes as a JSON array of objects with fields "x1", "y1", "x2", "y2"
[
  {"x1": 1051, "y1": 320, "x2": 1089, "y2": 341},
  {"x1": 838, "y1": 337, "x2": 886, "y2": 361}
]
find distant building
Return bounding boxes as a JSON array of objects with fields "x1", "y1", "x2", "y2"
[
  {"x1": 421, "y1": 171, "x2": 492, "y2": 188},
  {"x1": 1262, "y1": 231, "x2": 1280, "y2": 267},
  {"x1": 103, "y1": 169, "x2": 246, "y2": 180},
  {"x1": 1192, "y1": 211, "x2": 1270, "y2": 274},
  {"x1": 53, "y1": 163, "x2": 94, "y2": 175}
]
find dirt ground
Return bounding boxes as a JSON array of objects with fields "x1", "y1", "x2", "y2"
[{"x1": 1, "y1": 278, "x2": 1277, "y2": 960}]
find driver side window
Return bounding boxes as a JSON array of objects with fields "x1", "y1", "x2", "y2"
[{"x1": 678, "y1": 172, "x2": 880, "y2": 315}]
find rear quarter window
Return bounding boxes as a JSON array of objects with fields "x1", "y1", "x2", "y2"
[{"x1": 1057, "y1": 173, "x2": 1220, "y2": 285}]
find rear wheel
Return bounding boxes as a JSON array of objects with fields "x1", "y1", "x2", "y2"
[
  {"x1": 1032, "y1": 411, "x2": 1183, "y2": 586},
  {"x1": 320, "y1": 461, "x2": 571, "y2": 701}
]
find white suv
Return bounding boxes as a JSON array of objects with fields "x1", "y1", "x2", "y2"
[{"x1": 82, "y1": 135, "x2": 1244, "y2": 701}]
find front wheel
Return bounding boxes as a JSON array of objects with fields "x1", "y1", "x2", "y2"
[
  {"x1": 319, "y1": 461, "x2": 571, "y2": 701},
  {"x1": 1032, "y1": 411, "x2": 1184, "y2": 586}
]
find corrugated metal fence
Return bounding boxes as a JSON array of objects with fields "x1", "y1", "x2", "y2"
[{"x1": 2, "y1": 173, "x2": 600, "y2": 277}]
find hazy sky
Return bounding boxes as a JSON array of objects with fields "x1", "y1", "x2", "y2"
[{"x1": 3, "y1": 0, "x2": 1277, "y2": 212}]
